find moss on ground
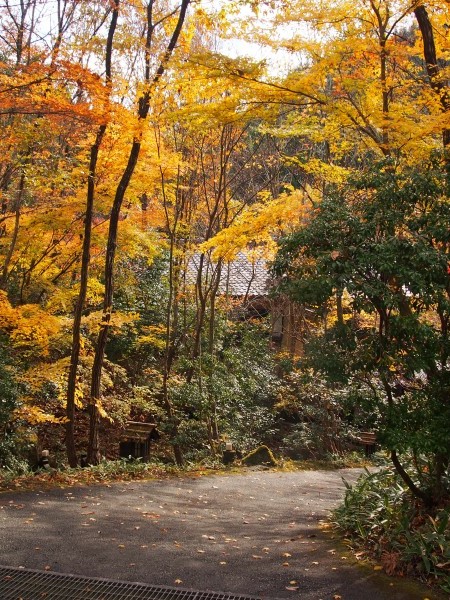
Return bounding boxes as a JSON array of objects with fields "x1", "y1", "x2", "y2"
[{"x1": 242, "y1": 445, "x2": 277, "y2": 466}]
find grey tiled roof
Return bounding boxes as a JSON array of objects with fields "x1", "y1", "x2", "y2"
[{"x1": 188, "y1": 252, "x2": 269, "y2": 297}]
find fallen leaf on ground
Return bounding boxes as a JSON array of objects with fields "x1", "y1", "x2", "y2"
[
  {"x1": 285, "y1": 586, "x2": 299, "y2": 591},
  {"x1": 175, "y1": 579, "x2": 182, "y2": 584}
]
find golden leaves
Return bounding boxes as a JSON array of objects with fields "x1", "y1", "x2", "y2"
[
  {"x1": 200, "y1": 188, "x2": 309, "y2": 262},
  {"x1": 0, "y1": 292, "x2": 62, "y2": 360},
  {"x1": 13, "y1": 405, "x2": 66, "y2": 425}
]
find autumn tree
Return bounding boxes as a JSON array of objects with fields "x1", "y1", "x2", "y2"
[
  {"x1": 65, "y1": 0, "x2": 120, "y2": 468},
  {"x1": 87, "y1": 0, "x2": 191, "y2": 464}
]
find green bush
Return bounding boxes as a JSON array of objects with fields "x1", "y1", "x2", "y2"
[
  {"x1": 276, "y1": 369, "x2": 377, "y2": 460},
  {"x1": 166, "y1": 320, "x2": 277, "y2": 459},
  {"x1": 334, "y1": 468, "x2": 450, "y2": 592},
  {"x1": 274, "y1": 159, "x2": 450, "y2": 505},
  {"x1": 0, "y1": 340, "x2": 21, "y2": 470}
]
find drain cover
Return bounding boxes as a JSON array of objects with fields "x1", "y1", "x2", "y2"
[{"x1": 0, "y1": 566, "x2": 263, "y2": 600}]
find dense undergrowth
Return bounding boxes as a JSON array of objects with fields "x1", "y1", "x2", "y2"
[
  {"x1": 0, "y1": 451, "x2": 369, "y2": 493},
  {"x1": 333, "y1": 467, "x2": 450, "y2": 594},
  {"x1": 0, "y1": 458, "x2": 220, "y2": 493}
]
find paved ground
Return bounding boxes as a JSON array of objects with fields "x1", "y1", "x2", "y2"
[{"x1": 0, "y1": 469, "x2": 444, "y2": 600}]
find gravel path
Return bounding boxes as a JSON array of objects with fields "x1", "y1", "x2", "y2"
[{"x1": 0, "y1": 469, "x2": 443, "y2": 599}]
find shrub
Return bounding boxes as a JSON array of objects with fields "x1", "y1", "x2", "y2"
[{"x1": 334, "y1": 467, "x2": 450, "y2": 593}]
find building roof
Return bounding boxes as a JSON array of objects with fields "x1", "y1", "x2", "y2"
[{"x1": 188, "y1": 251, "x2": 269, "y2": 297}]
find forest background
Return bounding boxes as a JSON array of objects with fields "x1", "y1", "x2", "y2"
[{"x1": 0, "y1": 0, "x2": 449, "y2": 559}]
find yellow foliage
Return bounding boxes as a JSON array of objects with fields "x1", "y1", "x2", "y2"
[
  {"x1": 137, "y1": 325, "x2": 166, "y2": 350},
  {"x1": 0, "y1": 292, "x2": 62, "y2": 359},
  {"x1": 21, "y1": 358, "x2": 69, "y2": 394},
  {"x1": 92, "y1": 398, "x2": 113, "y2": 423},
  {"x1": 200, "y1": 187, "x2": 311, "y2": 261},
  {"x1": 297, "y1": 158, "x2": 349, "y2": 185},
  {"x1": 13, "y1": 404, "x2": 67, "y2": 425},
  {"x1": 0, "y1": 291, "x2": 19, "y2": 329},
  {"x1": 117, "y1": 212, "x2": 161, "y2": 265},
  {"x1": 81, "y1": 310, "x2": 138, "y2": 335}
]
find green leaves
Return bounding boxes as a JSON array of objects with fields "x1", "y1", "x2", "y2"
[{"x1": 274, "y1": 157, "x2": 450, "y2": 501}]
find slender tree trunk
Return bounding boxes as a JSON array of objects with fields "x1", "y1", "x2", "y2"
[
  {"x1": 0, "y1": 172, "x2": 25, "y2": 288},
  {"x1": 432, "y1": 452, "x2": 449, "y2": 505},
  {"x1": 66, "y1": 125, "x2": 106, "y2": 467},
  {"x1": 379, "y1": 39, "x2": 390, "y2": 156},
  {"x1": 66, "y1": 1, "x2": 119, "y2": 467},
  {"x1": 414, "y1": 6, "x2": 450, "y2": 502},
  {"x1": 87, "y1": 0, "x2": 191, "y2": 464},
  {"x1": 414, "y1": 5, "x2": 450, "y2": 149},
  {"x1": 161, "y1": 223, "x2": 184, "y2": 466},
  {"x1": 186, "y1": 253, "x2": 207, "y2": 384},
  {"x1": 88, "y1": 143, "x2": 141, "y2": 463},
  {"x1": 391, "y1": 450, "x2": 433, "y2": 507},
  {"x1": 157, "y1": 136, "x2": 185, "y2": 466},
  {"x1": 207, "y1": 263, "x2": 221, "y2": 444}
]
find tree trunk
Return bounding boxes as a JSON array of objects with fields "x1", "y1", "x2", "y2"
[
  {"x1": 414, "y1": 5, "x2": 450, "y2": 149},
  {"x1": 66, "y1": 126, "x2": 106, "y2": 467},
  {"x1": 160, "y1": 170, "x2": 185, "y2": 466},
  {"x1": 391, "y1": 450, "x2": 433, "y2": 507},
  {"x1": 87, "y1": 0, "x2": 191, "y2": 464},
  {"x1": 66, "y1": 1, "x2": 119, "y2": 468},
  {"x1": 0, "y1": 173, "x2": 25, "y2": 289}
]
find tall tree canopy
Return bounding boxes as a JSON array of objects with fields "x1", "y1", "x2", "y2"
[{"x1": 0, "y1": 0, "x2": 448, "y2": 505}]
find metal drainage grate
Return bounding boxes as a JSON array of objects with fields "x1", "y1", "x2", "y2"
[{"x1": 0, "y1": 566, "x2": 263, "y2": 600}]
